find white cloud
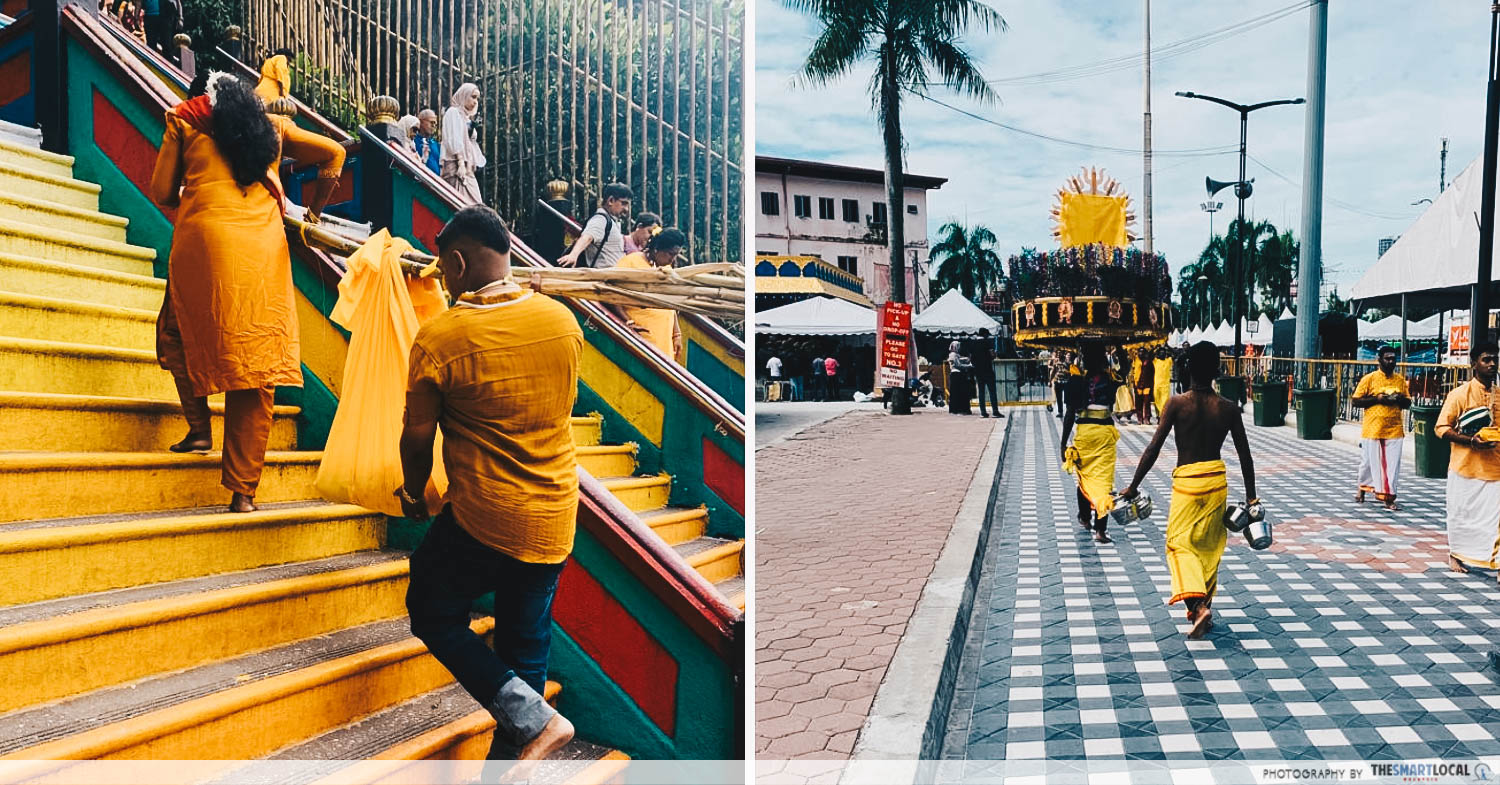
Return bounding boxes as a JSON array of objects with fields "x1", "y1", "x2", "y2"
[{"x1": 755, "y1": 0, "x2": 1491, "y2": 298}]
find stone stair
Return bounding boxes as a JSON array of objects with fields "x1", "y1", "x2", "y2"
[{"x1": 0, "y1": 121, "x2": 638, "y2": 777}]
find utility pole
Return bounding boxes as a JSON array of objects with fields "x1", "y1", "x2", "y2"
[
  {"x1": 1142, "y1": 0, "x2": 1154, "y2": 255},
  {"x1": 1475, "y1": 2, "x2": 1500, "y2": 347},
  {"x1": 1295, "y1": 0, "x2": 1327, "y2": 386},
  {"x1": 1441, "y1": 137, "x2": 1449, "y2": 193}
]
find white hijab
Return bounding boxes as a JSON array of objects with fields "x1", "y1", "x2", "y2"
[{"x1": 441, "y1": 83, "x2": 485, "y2": 168}]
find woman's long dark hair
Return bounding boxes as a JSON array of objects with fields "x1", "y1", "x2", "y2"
[{"x1": 209, "y1": 76, "x2": 278, "y2": 188}]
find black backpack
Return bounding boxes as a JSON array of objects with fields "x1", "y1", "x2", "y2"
[{"x1": 584, "y1": 210, "x2": 616, "y2": 267}]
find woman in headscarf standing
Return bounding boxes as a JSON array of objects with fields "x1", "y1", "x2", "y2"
[
  {"x1": 947, "y1": 340, "x2": 972, "y2": 415},
  {"x1": 149, "y1": 73, "x2": 346, "y2": 513},
  {"x1": 441, "y1": 83, "x2": 486, "y2": 204}
]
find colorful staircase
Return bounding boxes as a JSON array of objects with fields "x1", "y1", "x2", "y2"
[{"x1": 0, "y1": 123, "x2": 643, "y2": 777}]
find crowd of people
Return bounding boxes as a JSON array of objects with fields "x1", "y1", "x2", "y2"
[{"x1": 108, "y1": 0, "x2": 181, "y2": 56}]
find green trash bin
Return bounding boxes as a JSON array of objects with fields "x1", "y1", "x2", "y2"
[
  {"x1": 1293, "y1": 388, "x2": 1336, "y2": 440},
  {"x1": 1252, "y1": 380, "x2": 1288, "y2": 427},
  {"x1": 1216, "y1": 376, "x2": 1246, "y2": 406},
  {"x1": 1412, "y1": 403, "x2": 1449, "y2": 479}
]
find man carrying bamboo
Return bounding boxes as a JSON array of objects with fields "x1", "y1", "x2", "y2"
[
  {"x1": 1352, "y1": 345, "x2": 1411, "y2": 510},
  {"x1": 612, "y1": 227, "x2": 687, "y2": 360},
  {"x1": 398, "y1": 206, "x2": 582, "y2": 765}
]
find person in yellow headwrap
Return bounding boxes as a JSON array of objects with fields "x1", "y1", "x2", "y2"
[
  {"x1": 1152, "y1": 346, "x2": 1173, "y2": 422},
  {"x1": 254, "y1": 49, "x2": 293, "y2": 105},
  {"x1": 1121, "y1": 341, "x2": 1258, "y2": 639},
  {"x1": 1062, "y1": 344, "x2": 1123, "y2": 543}
]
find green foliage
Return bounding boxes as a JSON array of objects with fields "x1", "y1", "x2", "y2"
[
  {"x1": 1178, "y1": 218, "x2": 1299, "y2": 328},
  {"x1": 180, "y1": 0, "x2": 243, "y2": 71},
  {"x1": 289, "y1": 54, "x2": 362, "y2": 132},
  {"x1": 930, "y1": 221, "x2": 1004, "y2": 302}
]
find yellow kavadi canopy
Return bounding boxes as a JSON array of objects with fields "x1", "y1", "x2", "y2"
[{"x1": 1056, "y1": 192, "x2": 1130, "y2": 249}]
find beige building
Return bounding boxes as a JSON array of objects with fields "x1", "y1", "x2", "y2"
[{"x1": 755, "y1": 156, "x2": 946, "y2": 306}]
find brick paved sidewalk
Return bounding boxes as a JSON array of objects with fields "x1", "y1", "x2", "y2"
[
  {"x1": 756, "y1": 408, "x2": 1002, "y2": 758},
  {"x1": 943, "y1": 408, "x2": 1500, "y2": 763}
]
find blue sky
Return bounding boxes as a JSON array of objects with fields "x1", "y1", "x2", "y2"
[{"x1": 754, "y1": 0, "x2": 1491, "y2": 299}]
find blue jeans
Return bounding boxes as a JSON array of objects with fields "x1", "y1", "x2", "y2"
[{"x1": 406, "y1": 506, "x2": 565, "y2": 753}]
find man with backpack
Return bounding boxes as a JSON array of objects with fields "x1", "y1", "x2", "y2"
[{"x1": 558, "y1": 183, "x2": 632, "y2": 268}]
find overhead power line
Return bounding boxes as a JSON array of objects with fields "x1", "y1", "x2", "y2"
[{"x1": 1246, "y1": 153, "x2": 1417, "y2": 221}]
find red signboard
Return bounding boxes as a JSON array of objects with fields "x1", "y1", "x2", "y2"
[
  {"x1": 1452, "y1": 324, "x2": 1471, "y2": 354},
  {"x1": 877, "y1": 303, "x2": 913, "y2": 388}
]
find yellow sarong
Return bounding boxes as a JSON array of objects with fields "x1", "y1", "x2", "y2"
[
  {"x1": 1166, "y1": 460, "x2": 1229, "y2": 607},
  {"x1": 1153, "y1": 357, "x2": 1172, "y2": 414},
  {"x1": 1064, "y1": 422, "x2": 1118, "y2": 518}
]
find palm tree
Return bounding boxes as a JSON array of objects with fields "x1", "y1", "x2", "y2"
[
  {"x1": 787, "y1": 0, "x2": 1003, "y2": 305},
  {"x1": 930, "y1": 221, "x2": 1004, "y2": 301},
  {"x1": 1252, "y1": 226, "x2": 1298, "y2": 317}
]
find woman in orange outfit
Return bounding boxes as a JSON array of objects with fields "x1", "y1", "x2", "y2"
[{"x1": 149, "y1": 73, "x2": 345, "y2": 513}]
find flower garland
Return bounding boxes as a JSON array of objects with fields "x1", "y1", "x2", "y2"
[{"x1": 1006, "y1": 243, "x2": 1170, "y2": 304}]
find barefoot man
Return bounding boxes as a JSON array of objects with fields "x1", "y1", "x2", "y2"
[
  {"x1": 1062, "y1": 344, "x2": 1123, "y2": 544},
  {"x1": 1121, "y1": 341, "x2": 1258, "y2": 639},
  {"x1": 1436, "y1": 341, "x2": 1500, "y2": 579},
  {"x1": 1352, "y1": 345, "x2": 1411, "y2": 510},
  {"x1": 398, "y1": 206, "x2": 580, "y2": 764}
]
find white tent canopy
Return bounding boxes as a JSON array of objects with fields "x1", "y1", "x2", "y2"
[
  {"x1": 911, "y1": 289, "x2": 1001, "y2": 336},
  {"x1": 754, "y1": 296, "x2": 876, "y2": 336},
  {"x1": 1358, "y1": 313, "x2": 1441, "y2": 341},
  {"x1": 1352, "y1": 158, "x2": 1500, "y2": 301}
]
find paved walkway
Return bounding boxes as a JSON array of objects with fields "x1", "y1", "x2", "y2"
[
  {"x1": 944, "y1": 407, "x2": 1500, "y2": 761},
  {"x1": 756, "y1": 408, "x2": 1002, "y2": 758},
  {"x1": 754, "y1": 401, "x2": 887, "y2": 450}
]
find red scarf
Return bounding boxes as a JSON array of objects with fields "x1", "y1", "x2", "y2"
[{"x1": 173, "y1": 95, "x2": 286, "y2": 214}]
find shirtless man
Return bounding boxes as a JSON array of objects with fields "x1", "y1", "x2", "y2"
[{"x1": 1121, "y1": 341, "x2": 1258, "y2": 639}]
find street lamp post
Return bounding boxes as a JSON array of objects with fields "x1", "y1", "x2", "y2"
[{"x1": 1176, "y1": 91, "x2": 1304, "y2": 360}]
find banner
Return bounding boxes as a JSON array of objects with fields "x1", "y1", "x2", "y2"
[{"x1": 877, "y1": 302, "x2": 912, "y2": 389}]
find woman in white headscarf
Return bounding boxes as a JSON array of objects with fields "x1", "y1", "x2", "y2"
[
  {"x1": 395, "y1": 114, "x2": 420, "y2": 157},
  {"x1": 441, "y1": 82, "x2": 485, "y2": 204}
]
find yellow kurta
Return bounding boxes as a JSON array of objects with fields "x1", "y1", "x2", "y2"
[
  {"x1": 615, "y1": 251, "x2": 678, "y2": 359},
  {"x1": 149, "y1": 110, "x2": 345, "y2": 397},
  {"x1": 254, "y1": 55, "x2": 292, "y2": 104},
  {"x1": 1354, "y1": 370, "x2": 1409, "y2": 439},
  {"x1": 1153, "y1": 357, "x2": 1172, "y2": 414},
  {"x1": 1166, "y1": 460, "x2": 1229, "y2": 606},
  {"x1": 1065, "y1": 422, "x2": 1118, "y2": 518}
]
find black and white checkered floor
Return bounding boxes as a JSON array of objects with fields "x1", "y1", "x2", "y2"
[{"x1": 944, "y1": 407, "x2": 1500, "y2": 761}]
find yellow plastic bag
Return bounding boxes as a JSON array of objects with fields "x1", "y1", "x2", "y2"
[{"x1": 315, "y1": 229, "x2": 449, "y2": 516}]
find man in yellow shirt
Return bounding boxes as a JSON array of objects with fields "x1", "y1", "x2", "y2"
[
  {"x1": 1351, "y1": 345, "x2": 1411, "y2": 510},
  {"x1": 1436, "y1": 341, "x2": 1500, "y2": 579},
  {"x1": 613, "y1": 227, "x2": 686, "y2": 361},
  {"x1": 397, "y1": 206, "x2": 582, "y2": 766}
]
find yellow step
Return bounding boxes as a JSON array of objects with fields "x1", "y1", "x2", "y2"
[
  {"x1": 571, "y1": 414, "x2": 602, "y2": 446},
  {"x1": 0, "y1": 217, "x2": 154, "y2": 277},
  {"x1": 0, "y1": 554, "x2": 409, "y2": 714},
  {"x1": 0, "y1": 503, "x2": 383, "y2": 607},
  {"x1": 0, "y1": 161, "x2": 98, "y2": 210},
  {"x1": 599, "y1": 474, "x2": 671, "y2": 512},
  {"x1": 0, "y1": 291, "x2": 156, "y2": 350},
  {"x1": 0, "y1": 391, "x2": 300, "y2": 453},
  {"x1": 681, "y1": 539, "x2": 744, "y2": 585},
  {"x1": 0, "y1": 192, "x2": 127, "y2": 243},
  {"x1": 0, "y1": 137, "x2": 74, "y2": 180},
  {"x1": 575, "y1": 444, "x2": 637, "y2": 478},
  {"x1": 0, "y1": 451, "x2": 323, "y2": 523},
  {"x1": 0, "y1": 250, "x2": 164, "y2": 311},
  {"x1": 0, "y1": 336, "x2": 177, "y2": 400},
  {"x1": 639, "y1": 507, "x2": 708, "y2": 546}
]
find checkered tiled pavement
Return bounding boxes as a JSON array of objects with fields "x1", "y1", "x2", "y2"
[{"x1": 943, "y1": 407, "x2": 1500, "y2": 761}]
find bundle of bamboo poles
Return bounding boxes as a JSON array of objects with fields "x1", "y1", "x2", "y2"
[{"x1": 286, "y1": 215, "x2": 745, "y2": 320}]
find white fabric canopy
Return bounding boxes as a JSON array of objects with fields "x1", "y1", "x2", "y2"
[
  {"x1": 1278, "y1": 307, "x2": 1295, "y2": 322},
  {"x1": 911, "y1": 289, "x2": 1001, "y2": 336},
  {"x1": 754, "y1": 296, "x2": 877, "y2": 336},
  {"x1": 1352, "y1": 158, "x2": 1500, "y2": 300},
  {"x1": 1359, "y1": 313, "x2": 1441, "y2": 341}
]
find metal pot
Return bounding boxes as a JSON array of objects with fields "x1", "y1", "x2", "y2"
[
  {"x1": 1224, "y1": 503, "x2": 1250, "y2": 533},
  {"x1": 1110, "y1": 491, "x2": 1153, "y2": 524},
  {"x1": 1243, "y1": 517, "x2": 1273, "y2": 550}
]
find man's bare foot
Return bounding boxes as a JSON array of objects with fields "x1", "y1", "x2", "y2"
[
  {"x1": 500, "y1": 714, "x2": 575, "y2": 783},
  {"x1": 1187, "y1": 607, "x2": 1213, "y2": 639},
  {"x1": 229, "y1": 493, "x2": 257, "y2": 513},
  {"x1": 169, "y1": 433, "x2": 212, "y2": 453},
  {"x1": 1384, "y1": 501, "x2": 1400, "y2": 511},
  {"x1": 1094, "y1": 530, "x2": 1111, "y2": 544},
  {"x1": 1354, "y1": 490, "x2": 1365, "y2": 504},
  {"x1": 1451, "y1": 555, "x2": 1471, "y2": 574}
]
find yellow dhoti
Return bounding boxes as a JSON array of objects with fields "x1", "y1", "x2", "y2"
[
  {"x1": 1154, "y1": 382, "x2": 1170, "y2": 417},
  {"x1": 1166, "y1": 460, "x2": 1229, "y2": 607},
  {"x1": 1064, "y1": 422, "x2": 1118, "y2": 518}
]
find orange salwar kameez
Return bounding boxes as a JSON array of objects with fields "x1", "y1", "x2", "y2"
[{"x1": 149, "y1": 107, "x2": 345, "y2": 495}]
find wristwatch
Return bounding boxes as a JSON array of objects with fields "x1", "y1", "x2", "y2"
[{"x1": 395, "y1": 486, "x2": 421, "y2": 506}]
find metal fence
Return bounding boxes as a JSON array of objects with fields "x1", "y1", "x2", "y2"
[
  {"x1": 240, "y1": 0, "x2": 743, "y2": 262},
  {"x1": 1244, "y1": 358, "x2": 1469, "y2": 427}
]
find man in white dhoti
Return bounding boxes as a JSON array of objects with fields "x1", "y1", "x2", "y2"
[
  {"x1": 1436, "y1": 342, "x2": 1500, "y2": 579},
  {"x1": 1352, "y1": 345, "x2": 1411, "y2": 510}
]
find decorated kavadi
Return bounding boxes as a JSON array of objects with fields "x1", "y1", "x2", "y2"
[{"x1": 1009, "y1": 167, "x2": 1173, "y2": 348}]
